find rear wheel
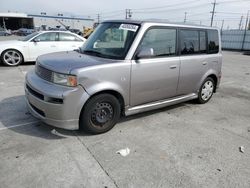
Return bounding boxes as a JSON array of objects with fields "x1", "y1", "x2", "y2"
[
  {"x1": 197, "y1": 77, "x2": 215, "y2": 104},
  {"x1": 1, "y1": 49, "x2": 23, "y2": 66},
  {"x1": 79, "y1": 94, "x2": 121, "y2": 134}
]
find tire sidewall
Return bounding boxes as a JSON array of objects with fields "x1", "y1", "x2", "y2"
[
  {"x1": 198, "y1": 77, "x2": 215, "y2": 104},
  {"x1": 80, "y1": 94, "x2": 121, "y2": 134}
]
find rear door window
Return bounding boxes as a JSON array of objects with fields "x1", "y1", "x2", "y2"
[
  {"x1": 208, "y1": 30, "x2": 219, "y2": 54},
  {"x1": 59, "y1": 33, "x2": 81, "y2": 41},
  {"x1": 180, "y1": 30, "x2": 199, "y2": 55},
  {"x1": 199, "y1": 31, "x2": 207, "y2": 53}
]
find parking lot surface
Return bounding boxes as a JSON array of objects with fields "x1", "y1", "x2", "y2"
[{"x1": 0, "y1": 51, "x2": 250, "y2": 188}]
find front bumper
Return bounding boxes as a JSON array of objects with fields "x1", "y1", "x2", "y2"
[{"x1": 25, "y1": 70, "x2": 90, "y2": 130}]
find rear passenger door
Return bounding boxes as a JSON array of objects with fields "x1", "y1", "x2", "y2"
[
  {"x1": 130, "y1": 27, "x2": 180, "y2": 106},
  {"x1": 58, "y1": 32, "x2": 84, "y2": 51},
  {"x1": 177, "y1": 29, "x2": 209, "y2": 95}
]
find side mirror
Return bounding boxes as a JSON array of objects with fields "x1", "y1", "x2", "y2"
[
  {"x1": 135, "y1": 47, "x2": 154, "y2": 59},
  {"x1": 33, "y1": 38, "x2": 41, "y2": 42}
]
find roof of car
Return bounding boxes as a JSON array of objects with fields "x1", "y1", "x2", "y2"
[
  {"x1": 39, "y1": 30, "x2": 72, "y2": 33},
  {"x1": 35, "y1": 30, "x2": 86, "y2": 40},
  {"x1": 102, "y1": 19, "x2": 219, "y2": 30}
]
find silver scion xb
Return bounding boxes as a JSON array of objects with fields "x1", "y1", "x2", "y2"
[{"x1": 25, "y1": 20, "x2": 222, "y2": 134}]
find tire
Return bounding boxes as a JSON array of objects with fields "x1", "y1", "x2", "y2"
[
  {"x1": 1, "y1": 49, "x2": 23, "y2": 66},
  {"x1": 196, "y1": 77, "x2": 215, "y2": 104},
  {"x1": 79, "y1": 94, "x2": 121, "y2": 134}
]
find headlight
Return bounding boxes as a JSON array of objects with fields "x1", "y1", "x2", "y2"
[{"x1": 52, "y1": 72, "x2": 77, "y2": 87}]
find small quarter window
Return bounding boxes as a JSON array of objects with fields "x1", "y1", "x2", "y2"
[{"x1": 208, "y1": 30, "x2": 219, "y2": 54}]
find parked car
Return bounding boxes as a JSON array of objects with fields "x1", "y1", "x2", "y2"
[
  {"x1": 0, "y1": 29, "x2": 11, "y2": 36},
  {"x1": 25, "y1": 20, "x2": 222, "y2": 134},
  {"x1": 14, "y1": 28, "x2": 35, "y2": 36},
  {"x1": 0, "y1": 31, "x2": 86, "y2": 66}
]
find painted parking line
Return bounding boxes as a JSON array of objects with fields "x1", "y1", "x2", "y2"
[
  {"x1": 220, "y1": 81, "x2": 235, "y2": 86},
  {"x1": 0, "y1": 121, "x2": 39, "y2": 131}
]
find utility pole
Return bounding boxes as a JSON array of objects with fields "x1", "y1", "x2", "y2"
[
  {"x1": 97, "y1": 14, "x2": 100, "y2": 24},
  {"x1": 126, "y1": 9, "x2": 132, "y2": 20},
  {"x1": 221, "y1": 19, "x2": 224, "y2": 31},
  {"x1": 128, "y1": 9, "x2": 132, "y2": 19},
  {"x1": 242, "y1": 10, "x2": 250, "y2": 50},
  {"x1": 2, "y1": 18, "x2": 6, "y2": 29},
  {"x1": 184, "y1": 12, "x2": 187, "y2": 23},
  {"x1": 239, "y1": 16, "x2": 243, "y2": 30},
  {"x1": 210, "y1": 0, "x2": 218, "y2": 27}
]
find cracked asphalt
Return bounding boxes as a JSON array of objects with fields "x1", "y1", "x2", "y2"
[{"x1": 0, "y1": 51, "x2": 250, "y2": 188}]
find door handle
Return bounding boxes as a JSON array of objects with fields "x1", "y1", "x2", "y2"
[
  {"x1": 72, "y1": 45, "x2": 76, "y2": 47},
  {"x1": 202, "y1": 62, "x2": 207, "y2": 65},
  {"x1": 51, "y1": 45, "x2": 56, "y2": 47},
  {"x1": 170, "y1": 65, "x2": 177, "y2": 69}
]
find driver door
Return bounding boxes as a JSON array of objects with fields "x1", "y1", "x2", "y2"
[
  {"x1": 130, "y1": 27, "x2": 180, "y2": 106},
  {"x1": 28, "y1": 32, "x2": 59, "y2": 61}
]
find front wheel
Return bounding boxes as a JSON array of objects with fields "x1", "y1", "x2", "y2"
[
  {"x1": 1, "y1": 49, "x2": 23, "y2": 66},
  {"x1": 196, "y1": 77, "x2": 215, "y2": 104},
  {"x1": 79, "y1": 94, "x2": 121, "y2": 134}
]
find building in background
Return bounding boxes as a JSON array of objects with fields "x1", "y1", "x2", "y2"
[
  {"x1": 29, "y1": 13, "x2": 94, "y2": 31},
  {"x1": 0, "y1": 12, "x2": 34, "y2": 30},
  {"x1": 0, "y1": 12, "x2": 94, "y2": 31}
]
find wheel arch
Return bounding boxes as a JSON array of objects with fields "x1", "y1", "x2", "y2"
[
  {"x1": 80, "y1": 89, "x2": 126, "y2": 117},
  {"x1": 207, "y1": 74, "x2": 218, "y2": 92},
  {"x1": 198, "y1": 70, "x2": 219, "y2": 93}
]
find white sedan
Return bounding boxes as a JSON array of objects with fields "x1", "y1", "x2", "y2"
[{"x1": 0, "y1": 31, "x2": 86, "y2": 66}]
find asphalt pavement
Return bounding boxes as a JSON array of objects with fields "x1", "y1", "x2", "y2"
[{"x1": 0, "y1": 51, "x2": 250, "y2": 188}]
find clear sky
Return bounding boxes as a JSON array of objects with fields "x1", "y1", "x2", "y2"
[{"x1": 0, "y1": 0, "x2": 250, "y2": 29}]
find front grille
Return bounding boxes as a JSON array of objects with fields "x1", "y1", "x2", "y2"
[
  {"x1": 29, "y1": 102, "x2": 45, "y2": 117},
  {"x1": 36, "y1": 64, "x2": 53, "y2": 82},
  {"x1": 26, "y1": 84, "x2": 44, "y2": 100}
]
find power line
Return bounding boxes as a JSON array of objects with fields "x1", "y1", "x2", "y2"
[
  {"x1": 132, "y1": 0, "x2": 200, "y2": 11},
  {"x1": 220, "y1": 0, "x2": 250, "y2": 4},
  {"x1": 133, "y1": 3, "x2": 209, "y2": 14},
  {"x1": 216, "y1": 11, "x2": 246, "y2": 15},
  {"x1": 101, "y1": 12, "x2": 124, "y2": 19}
]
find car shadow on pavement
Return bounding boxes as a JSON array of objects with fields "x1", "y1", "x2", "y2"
[
  {"x1": 0, "y1": 61, "x2": 35, "y2": 67},
  {"x1": 0, "y1": 95, "x2": 80, "y2": 139},
  {"x1": 0, "y1": 95, "x2": 196, "y2": 138},
  {"x1": 119, "y1": 102, "x2": 192, "y2": 123}
]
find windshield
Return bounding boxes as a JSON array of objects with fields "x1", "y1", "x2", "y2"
[
  {"x1": 81, "y1": 22, "x2": 140, "y2": 59},
  {"x1": 19, "y1": 32, "x2": 39, "y2": 41}
]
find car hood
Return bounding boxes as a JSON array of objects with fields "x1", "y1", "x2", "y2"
[{"x1": 37, "y1": 51, "x2": 120, "y2": 74}]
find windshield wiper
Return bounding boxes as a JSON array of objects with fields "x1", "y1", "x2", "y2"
[{"x1": 82, "y1": 50, "x2": 103, "y2": 57}]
